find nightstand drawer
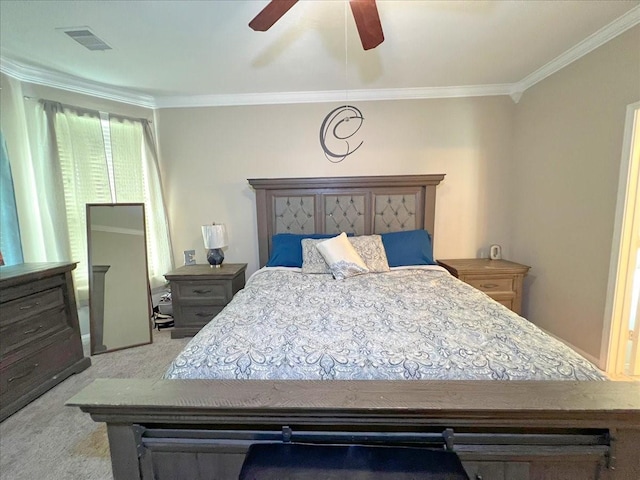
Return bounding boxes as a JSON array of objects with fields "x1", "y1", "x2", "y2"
[
  {"x1": 175, "y1": 281, "x2": 229, "y2": 304},
  {"x1": 465, "y1": 277, "x2": 514, "y2": 293},
  {"x1": 178, "y1": 305, "x2": 225, "y2": 326},
  {"x1": 495, "y1": 297, "x2": 514, "y2": 310}
]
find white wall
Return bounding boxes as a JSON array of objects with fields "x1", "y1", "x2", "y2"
[
  {"x1": 511, "y1": 26, "x2": 640, "y2": 362},
  {"x1": 156, "y1": 96, "x2": 516, "y2": 275}
]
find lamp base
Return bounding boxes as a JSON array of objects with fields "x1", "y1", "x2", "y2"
[{"x1": 206, "y1": 248, "x2": 224, "y2": 268}]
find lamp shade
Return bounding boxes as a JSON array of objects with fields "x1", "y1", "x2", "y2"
[{"x1": 201, "y1": 224, "x2": 228, "y2": 249}]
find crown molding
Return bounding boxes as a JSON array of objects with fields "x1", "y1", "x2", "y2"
[
  {"x1": 512, "y1": 5, "x2": 640, "y2": 100},
  {"x1": 153, "y1": 84, "x2": 514, "y2": 108},
  {"x1": 1, "y1": 5, "x2": 638, "y2": 109},
  {"x1": 0, "y1": 55, "x2": 513, "y2": 107},
  {"x1": 0, "y1": 57, "x2": 156, "y2": 108}
]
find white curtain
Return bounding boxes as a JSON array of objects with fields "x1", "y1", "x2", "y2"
[
  {"x1": 109, "y1": 116, "x2": 173, "y2": 288},
  {"x1": 17, "y1": 100, "x2": 173, "y2": 300},
  {"x1": 142, "y1": 122, "x2": 174, "y2": 289},
  {"x1": 15, "y1": 98, "x2": 71, "y2": 263},
  {"x1": 49, "y1": 103, "x2": 111, "y2": 299},
  {"x1": 3, "y1": 79, "x2": 42, "y2": 264}
]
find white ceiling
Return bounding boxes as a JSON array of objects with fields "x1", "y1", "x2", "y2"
[{"x1": 1, "y1": 1, "x2": 639, "y2": 108}]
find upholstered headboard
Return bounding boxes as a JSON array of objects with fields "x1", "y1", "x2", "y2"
[{"x1": 248, "y1": 175, "x2": 445, "y2": 267}]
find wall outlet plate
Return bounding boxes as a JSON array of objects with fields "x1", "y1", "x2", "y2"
[{"x1": 183, "y1": 250, "x2": 196, "y2": 265}]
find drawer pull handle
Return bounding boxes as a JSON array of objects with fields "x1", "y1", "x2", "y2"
[
  {"x1": 193, "y1": 289, "x2": 212, "y2": 295},
  {"x1": 476, "y1": 475, "x2": 483, "y2": 480},
  {"x1": 19, "y1": 302, "x2": 40, "y2": 310},
  {"x1": 195, "y1": 312, "x2": 212, "y2": 317},
  {"x1": 480, "y1": 283, "x2": 498, "y2": 289},
  {"x1": 8, "y1": 363, "x2": 39, "y2": 383},
  {"x1": 24, "y1": 325, "x2": 44, "y2": 335}
]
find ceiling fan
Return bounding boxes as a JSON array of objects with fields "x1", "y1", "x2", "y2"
[{"x1": 249, "y1": 0, "x2": 384, "y2": 51}]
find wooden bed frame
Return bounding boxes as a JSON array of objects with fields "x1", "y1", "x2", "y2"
[{"x1": 68, "y1": 175, "x2": 640, "y2": 480}]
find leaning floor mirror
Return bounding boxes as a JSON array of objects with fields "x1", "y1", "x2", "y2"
[{"x1": 86, "y1": 203, "x2": 152, "y2": 355}]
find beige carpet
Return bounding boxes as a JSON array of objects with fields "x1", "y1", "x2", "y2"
[{"x1": 0, "y1": 329, "x2": 190, "y2": 480}]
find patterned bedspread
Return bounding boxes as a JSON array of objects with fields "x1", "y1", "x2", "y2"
[{"x1": 164, "y1": 267, "x2": 606, "y2": 381}]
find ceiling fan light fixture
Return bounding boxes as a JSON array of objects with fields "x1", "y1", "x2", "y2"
[
  {"x1": 249, "y1": 0, "x2": 384, "y2": 50},
  {"x1": 248, "y1": 0, "x2": 299, "y2": 32},
  {"x1": 348, "y1": 0, "x2": 384, "y2": 50}
]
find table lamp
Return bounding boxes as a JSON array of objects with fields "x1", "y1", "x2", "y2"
[{"x1": 201, "y1": 223, "x2": 228, "y2": 267}]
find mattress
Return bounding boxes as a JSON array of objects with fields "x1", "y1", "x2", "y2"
[{"x1": 164, "y1": 267, "x2": 606, "y2": 381}]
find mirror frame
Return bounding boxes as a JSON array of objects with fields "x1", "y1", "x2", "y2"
[{"x1": 86, "y1": 203, "x2": 153, "y2": 355}]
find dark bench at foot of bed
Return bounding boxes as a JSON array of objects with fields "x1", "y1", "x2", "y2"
[{"x1": 239, "y1": 443, "x2": 470, "y2": 480}]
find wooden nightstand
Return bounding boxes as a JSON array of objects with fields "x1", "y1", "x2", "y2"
[
  {"x1": 437, "y1": 258, "x2": 530, "y2": 315},
  {"x1": 164, "y1": 263, "x2": 247, "y2": 339}
]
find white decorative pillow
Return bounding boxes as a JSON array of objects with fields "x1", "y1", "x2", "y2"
[
  {"x1": 349, "y1": 235, "x2": 390, "y2": 273},
  {"x1": 301, "y1": 238, "x2": 332, "y2": 274},
  {"x1": 316, "y1": 232, "x2": 369, "y2": 280},
  {"x1": 303, "y1": 234, "x2": 390, "y2": 274}
]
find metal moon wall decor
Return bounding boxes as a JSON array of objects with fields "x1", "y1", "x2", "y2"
[{"x1": 319, "y1": 105, "x2": 364, "y2": 163}]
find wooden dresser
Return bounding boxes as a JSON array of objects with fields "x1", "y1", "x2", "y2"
[
  {"x1": 437, "y1": 258, "x2": 530, "y2": 315},
  {"x1": 164, "y1": 263, "x2": 247, "y2": 339},
  {"x1": 0, "y1": 262, "x2": 91, "y2": 421}
]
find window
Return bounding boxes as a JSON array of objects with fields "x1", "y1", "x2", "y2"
[{"x1": 42, "y1": 102, "x2": 172, "y2": 299}]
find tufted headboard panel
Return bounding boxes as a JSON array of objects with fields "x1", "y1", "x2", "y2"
[{"x1": 248, "y1": 175, "x2": 445, "y2": 267}]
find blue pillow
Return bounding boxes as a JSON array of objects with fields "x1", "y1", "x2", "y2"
[
  {"x1": 381, "y1": 229, "x2": 436, "y2": 267},
  {"x1": 266, "y1": 233, "x2": 338, "y2": 267}
]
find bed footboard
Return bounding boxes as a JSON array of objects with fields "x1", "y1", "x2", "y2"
[{"x1": 68, "y1": 379, "x2": 640, "y2": 480}]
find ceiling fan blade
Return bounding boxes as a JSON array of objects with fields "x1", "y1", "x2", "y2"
[
  {"x1": 249, "y1": 0, "x2": 299, "y2": 32},
  {"x1": 349, "y1": 0, "x2": 384, "y2": 50}
]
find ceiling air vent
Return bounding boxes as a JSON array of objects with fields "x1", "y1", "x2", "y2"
[{"x1": 63, "y1": 28, "x2": 112, "y2": 51}]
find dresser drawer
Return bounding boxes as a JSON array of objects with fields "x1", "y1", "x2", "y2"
[
  {"x1": 0, "y1": 275, "x2": 63, "y2": 303},
  {"x1": 464, "y1": 276, "x2": 514, "y2": 293},
  {"x1": 0, "y1": 329, "x2": 79, "y2": 406},
  {"x1": 2, "y1": 287, "x2": 64, "y2": 322},
  {"x1": 177, "y1": 305, "x2": 226, "y2": 327},
  {"x1": 0, "y1": 305, "x2": 69, "y2": 358}
]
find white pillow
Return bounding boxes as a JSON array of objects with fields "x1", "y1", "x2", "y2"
[
  {"x1": 303, "y1": 235, "x2": 390, "y2": 274},
  {"x1": 316, "y1": 232, "x2": 369, "y2": 280}
]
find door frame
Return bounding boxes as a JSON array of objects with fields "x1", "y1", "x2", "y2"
[{"x1": 601, "y1": 101, "x2": 640, "y2": 375}]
